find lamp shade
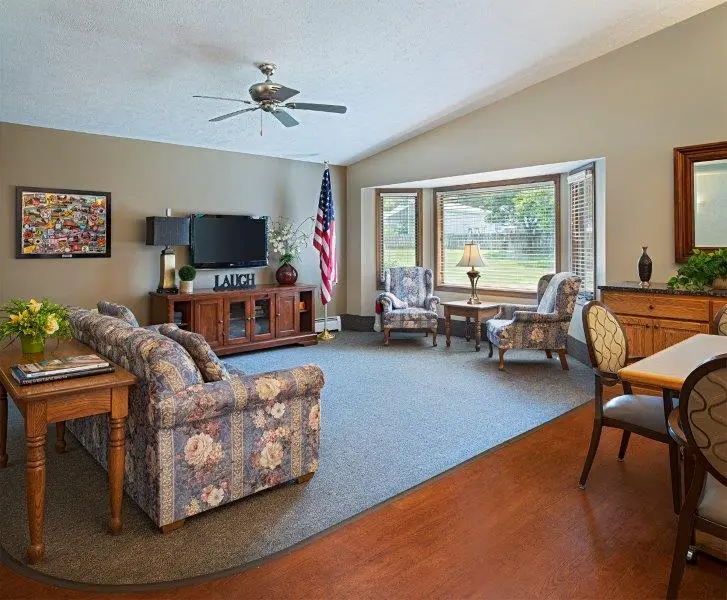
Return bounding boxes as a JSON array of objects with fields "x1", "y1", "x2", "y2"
[
  {"x1": 456, "y1": 242, "x2": 485, "y2": 268},
  {"x1": 145, "y1": 216, "x2": 190, "y2": 247}
]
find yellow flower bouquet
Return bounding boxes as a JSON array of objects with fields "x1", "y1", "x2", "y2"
[{"x1": 0, "y1": 298, "x2": 71, "y2": 354}]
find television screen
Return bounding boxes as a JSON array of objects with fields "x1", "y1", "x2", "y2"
[{"x1": 190, "y1": 214, "x2": 268, "y2": 268}]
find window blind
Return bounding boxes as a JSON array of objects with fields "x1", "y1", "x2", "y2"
[
  {"x1": 567, "y1": 166, "x2": 595, "y2": 299},
  {"x1": 435, "y1": 179, "x2": 557, "y2": 292},
  {"x1": 375, "y1": 190, "x2": 422, "y2": 284}
]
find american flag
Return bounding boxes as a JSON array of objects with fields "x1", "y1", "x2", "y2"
[{"x1": 313, "y1": 167, "x2": 336, "y2": 305}]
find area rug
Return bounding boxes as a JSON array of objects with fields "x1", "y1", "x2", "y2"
[{"x1": 0, "y1": 331, "x2": 591, "y2": 588}]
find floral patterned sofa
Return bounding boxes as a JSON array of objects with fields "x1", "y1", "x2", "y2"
[{"x1": 67, "y1": 306, "x2": 323, "y2": 530}]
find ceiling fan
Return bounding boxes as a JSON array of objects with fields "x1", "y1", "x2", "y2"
[{"x1": 194, "y1": 63, "x2": 347, "y2": 131}]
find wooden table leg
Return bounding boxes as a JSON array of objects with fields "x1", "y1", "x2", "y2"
[
  {"x1": 474, "y1": 321, "x2": 482, "y2": 352},
  {"x1": 25, "y1": 402, "x2": 47, "y2": 564},
  {"x1": 465, "y1": 317, "x2": 471, "y2": 341},
  {"x1": 0, "y1": 385, "x2": 7, "y2": 468},
  {"x1": 445, "y1": 309, "x2": 452, "y2": 347},
  {"x1": 108, "y1": 387, "x2": 128, "y2": 535},
  {"x1": 55, "y1": 421, "x2": 66, "y2": 453}
]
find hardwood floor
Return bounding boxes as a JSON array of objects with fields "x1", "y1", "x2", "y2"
[{"x1": 1, "y1": 405, "x2": 724, "y2": 599}]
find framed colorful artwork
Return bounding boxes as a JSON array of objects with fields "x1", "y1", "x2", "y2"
[{"x1": 16, "y1": 187, "x2": 111, "y2": 259}]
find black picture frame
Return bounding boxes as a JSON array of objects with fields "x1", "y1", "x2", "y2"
[{"x1": 16, "y1": 187, "x2": 112, "y2": 259}]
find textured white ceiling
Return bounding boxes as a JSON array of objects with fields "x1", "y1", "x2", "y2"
[{"x1": 0, "y1": 1, "x2": 721, "y2": 165}]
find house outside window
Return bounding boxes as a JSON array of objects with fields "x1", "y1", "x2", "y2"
[{"x1": 434, "y1": 176, "x2": 559, "y2": 295}]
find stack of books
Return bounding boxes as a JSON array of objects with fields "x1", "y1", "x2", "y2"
[{"x1": 11, "y1": 354, "x2": 114, "y2": 385}]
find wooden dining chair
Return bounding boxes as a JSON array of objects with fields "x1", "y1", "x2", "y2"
[
  {"x1": 578, "y1": 301, "x2": 681, "y2": 512},
  {"x1": 713, "y1": 305, "x2": 727, "y2": 336},
  {"x1": 666, "y1": 354, "x2": 727, "y2": 599}
]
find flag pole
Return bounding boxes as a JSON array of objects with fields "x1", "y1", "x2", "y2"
[
  {"x1": 318, "y1": 160, "x2": 335, "y2": 341},
  {"x1": 318, "y1": 303, "x2": 335, "y2": 341}
]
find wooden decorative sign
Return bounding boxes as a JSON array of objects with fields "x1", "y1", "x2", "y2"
[
  {"x1": 16, "y1": 187, "x2": 111, "y2": 259},
  {"x1": 213, "y1": 273, "x2": 256, "y2": 291}
]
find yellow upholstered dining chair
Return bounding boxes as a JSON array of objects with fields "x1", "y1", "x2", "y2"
[
  {"x1": 713, "y1": 304, "x2": 727, "y2": 336},
  {"x1": 666, "y1": 354, "x2": 727, "y2": 599},
  {"x1": 578, "y1": 301, "x2": 681, "y2": 512}
]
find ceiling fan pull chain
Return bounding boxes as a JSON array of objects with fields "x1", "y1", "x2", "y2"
[{"x1": 260, "y1": 110, "x2": 263, "y2": 136}]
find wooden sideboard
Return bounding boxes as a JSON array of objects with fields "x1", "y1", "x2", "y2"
[
  {"x1": 600, "y1": 283, "x2": 727, "y2": 357},
  {"x1": 149, "y1": 284, "x2": 317, "y2": 355}
]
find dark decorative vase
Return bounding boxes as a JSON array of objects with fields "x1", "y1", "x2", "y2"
[
  {"x1": 276, "y1": 263, "x2": 298, "y2": 286},
  {"x1": 638, "y1": 246, "x2": 652, "y2": 288}
]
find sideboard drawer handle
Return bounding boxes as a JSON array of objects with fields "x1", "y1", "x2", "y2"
[{"x1": 648, "y1": 304, "x2": 654, "y2": 310}]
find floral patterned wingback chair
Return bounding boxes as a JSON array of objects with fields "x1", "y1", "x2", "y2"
[
  {"x1": 485, "y1": 272, "x2": 581, "y2": 370},
  {"x1": 377, "y1": 267, "x2": 440, "y2": 346}
]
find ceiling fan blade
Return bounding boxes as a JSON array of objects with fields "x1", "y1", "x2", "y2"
[
  {"x1": 271, "y1": 85, "x2": 300, "y2": 102},
  {"x1": 285, "y1": 102, "x2": 347, "y2": 114},
  {"x1": 194, "y1": 95, "x2": 253, "y2": 104},
  {"x1": 271, "y1": 109, "x2": 299, "y2": 128},
  {"x1": 209, "y1": 107, "x2": 259, "y2": 122}
]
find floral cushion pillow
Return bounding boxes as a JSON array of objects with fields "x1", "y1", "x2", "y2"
[
  {"x1": 97, "y1": 301, "x2": 139, "y2": 327},
  {"x1": 158, "y1": 323, "x2": 231, "y2": 382}
]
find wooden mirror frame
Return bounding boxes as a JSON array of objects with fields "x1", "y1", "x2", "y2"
[{"x1": 674, "y1": 140, "x2": 727, "y2": 262}]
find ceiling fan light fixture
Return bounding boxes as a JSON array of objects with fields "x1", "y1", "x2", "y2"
[{"x1": 194, "y1": 62, "x2": 348, "y2": 127}]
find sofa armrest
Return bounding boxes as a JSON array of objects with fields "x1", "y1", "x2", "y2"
[
  {"x1": 154, "y1": 364, "x2": 325, "y2": 428},
  {"x1": 377, "y1": 292, "x2": 408, "y2": 311},
  {"x1": 512, "y1": 311, "x2": 561, "y2": 323},
  {"x1": 425, "y1": 295, "x2": 440, "y2": 311},
  {"x1": 497, "y1": 303, "x2": 538, "y2": 320}
]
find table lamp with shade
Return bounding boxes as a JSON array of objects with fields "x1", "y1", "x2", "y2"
[
  {"x1": 457, "y1": 242, "x2": 485, "y2": 304},
  {"x1": 145, "y1": 209, "x2": 190, "y2": 294}
]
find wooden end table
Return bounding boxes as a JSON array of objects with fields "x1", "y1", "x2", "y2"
[
  {"x1": 0, "y1": 339, "x2": 137, "y2": 564},
  {"x1": 442, "y1": 301, "x2": 501, "y2": 351}
]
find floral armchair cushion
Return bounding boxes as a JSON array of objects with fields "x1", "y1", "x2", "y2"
[
  {"x1": 486, "y1": 273, "x2": 581, "y2": 351},
  {"x1": 97, "y1": 300, "x2": 139, "y2": 327},
  {"x1": 158, "y1": 323, "x2": 231, "y2": 383},
  {"x1": 377, "y1": 267, "x2": 440, "y2": 329}
]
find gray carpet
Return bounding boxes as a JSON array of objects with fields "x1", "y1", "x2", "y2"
[{"x1": 0, "y1": 331, "x2": 591, "y2": 587}]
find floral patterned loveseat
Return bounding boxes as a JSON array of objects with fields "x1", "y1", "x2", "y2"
[{"x1": 67, "y1": 307, "x2": 323, "y2": 529}]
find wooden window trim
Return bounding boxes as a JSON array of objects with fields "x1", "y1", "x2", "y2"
[
  {"x1": 375, "y1": 188, "x2": 423, "y2": 289},
  {"x1": 433, "y1": 175, "x2": 561, "y2": 296}
]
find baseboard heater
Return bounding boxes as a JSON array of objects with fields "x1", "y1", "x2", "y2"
[{"x1": 315, "y1": 315, "x2": 342, "y2": 333}]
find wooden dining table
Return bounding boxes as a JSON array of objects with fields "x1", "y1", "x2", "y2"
[{"x1": 618, "y1": 333, "x2": 727, "y2": 513}]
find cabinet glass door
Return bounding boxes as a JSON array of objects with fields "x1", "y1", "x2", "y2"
[
  {"x1": 227, "y1": 300, "x2": 250, "y2": 343},
  {"x1": 253, "y1": 297, "x2": 274, "y2": 339}
]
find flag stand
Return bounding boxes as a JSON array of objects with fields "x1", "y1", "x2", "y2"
[{"x1": 317, "y1": 304, "x2": 335, "y2": 341}]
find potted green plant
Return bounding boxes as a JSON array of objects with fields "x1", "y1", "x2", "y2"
[
  {"x1": 0, "y1": 298, "x2": 71, "y2": 354},
  {"x1": 268, "y1": 216, "x2": 315, "y2": 285},
  {"x1": 178, "y1": 265, "x2": 197, "y2": 294},
  {"x1": 668, "y1": 249, "x2": 727, "y2": 291}
]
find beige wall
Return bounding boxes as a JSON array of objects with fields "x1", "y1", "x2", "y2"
[
  {"x1": 0, "y1": 123, "x2": 346, "y2": 323},
  {"x1": 346, "y1": 4, "x2": 727, "y2": 316}
]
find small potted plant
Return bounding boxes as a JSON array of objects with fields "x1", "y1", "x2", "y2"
[
  {"x1": 668, "y1": 249, "x2": 727, "y2": 291},
  {"x1": 0, "y1": 298, "x2": 71, "y2": 354},
  {"x1": 178, "y1": 265, "x2": 197, "y2": 294},
  {"x1": 268, "y1": 216, "x2": 315, "y2": 285}
]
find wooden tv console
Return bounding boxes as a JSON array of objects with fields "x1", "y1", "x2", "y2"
[{"x1": 149, "y1": 284, "x2": 317, "y2": 355}]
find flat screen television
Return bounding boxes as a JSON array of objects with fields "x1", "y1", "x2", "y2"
[{"x1": 190, "y1": 214, "x2": 268, "y2": 269}]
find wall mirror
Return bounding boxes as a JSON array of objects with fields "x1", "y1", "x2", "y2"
[{"x1": 674, "y1": 141, "x2": 727, "y2": 262}]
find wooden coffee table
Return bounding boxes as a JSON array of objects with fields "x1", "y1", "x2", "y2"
[
  {"x1": 0, "y1": 339, "x2": 136, "y2": 564},
  {"x1": 443, "y1": 301, "x2": 501, "y2": 351}
]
